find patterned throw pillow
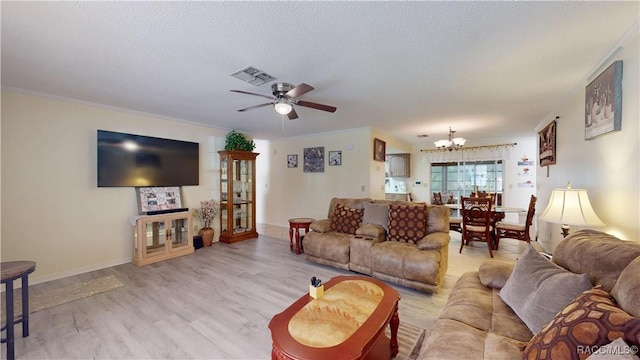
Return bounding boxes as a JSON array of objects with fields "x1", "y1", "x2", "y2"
[
  {"x1": 522, "y1": 288, "x2": 640, "y2": 360},
  {"x1": 329, "y1": 203, "x2": 364, "y2": 234},
  {"x1": 387, "y1": 204, "x2": 426, "y2": 243}
]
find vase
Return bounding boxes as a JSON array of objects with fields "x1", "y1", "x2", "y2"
[{"x1": 199, "y1": 227, "x2": 214, "y2": 247}]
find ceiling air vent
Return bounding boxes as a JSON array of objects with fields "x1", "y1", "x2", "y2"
[{"x1": 231, "y1": 66, "x2": 276, "y2": 86}]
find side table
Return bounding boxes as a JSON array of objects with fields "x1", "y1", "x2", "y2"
[
  {"x1": 1, "y1": 261, "x2": 36, "y2": 360},
  {"x1": 288, "y1": 218, "x2": 315, "y2": 255}
]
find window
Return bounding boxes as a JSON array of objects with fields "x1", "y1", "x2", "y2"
[{"x1": 431, "y1": 160, "x2": 503, "y2": 204}]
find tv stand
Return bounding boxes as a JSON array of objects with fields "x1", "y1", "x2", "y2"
[{"x1": 132, "y1": 211, "x2": 194, "y2": 266}]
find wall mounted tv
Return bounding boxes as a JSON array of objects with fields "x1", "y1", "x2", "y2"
[{"x1": 97, "y1": 130, "x2": 199, "y2": 187}]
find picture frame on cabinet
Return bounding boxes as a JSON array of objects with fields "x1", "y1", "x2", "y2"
[
  {"x1": 136, "y1": 186, "x2": 183, "y2": 215},
  {"x1": 374, "y1": 138, "x2": 386, "y2": 162},
  {"x1": 585, "y1": 60, "x2": 623, "y2": 140},
  {"x1": 329, "y1": 150, "x2": 342, "y2": 166},
  {"x1": 287, "y1": 154, "x2": 298, "y2": 168}
]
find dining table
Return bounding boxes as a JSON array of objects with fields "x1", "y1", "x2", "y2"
[{"x1": 444, "y1": 203, "x2": 525, "y2": 249}]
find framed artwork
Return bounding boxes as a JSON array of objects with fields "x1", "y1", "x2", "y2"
[
  {"x1": 287, "y1": 154, "x2": 298, "y2": 168},
  {"x1": 329, "y1": 150, "x2": 342, "y2": 166},
  {"x1": 135, "y1": 186, "x2": 183, "y2": 214},
  {"x1": 538, "y1": 120, "x2": 556, "y2": 167},
  {"x1": 585, "y1": 60, "x2": 623, "y2": 140},
  {"x1": 373, "y1": 138, "x2": 386, "y2": 162},
  {"x1": 303, "y1": 147, "x2": 324, "y2": 173}
]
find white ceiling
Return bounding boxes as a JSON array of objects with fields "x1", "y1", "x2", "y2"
[{"x1": 2, "y1": 1, "x2": 638, "y2": 145}]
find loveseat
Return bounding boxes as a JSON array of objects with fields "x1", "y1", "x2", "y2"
[
  {"x1": 303, "y1": 197, "x2": 450, "y2": 294},
  {"x1": 421, "y1": 230, "x2": 640, "y2": 359}
]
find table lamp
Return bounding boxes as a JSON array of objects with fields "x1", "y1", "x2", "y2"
[{"x1": 539, "y1": 182, "x2": 605, "y2": 237}]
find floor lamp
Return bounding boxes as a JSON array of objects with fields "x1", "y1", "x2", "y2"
[{"x1": 539, "y1": 182, "x2": 605, "y2": 237}]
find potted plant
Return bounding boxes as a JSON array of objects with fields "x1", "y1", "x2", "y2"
[
  {"x1": 225, "y1": 130, "x2": 256, "y2": 152},
  {"x1": 193, "y1": 199, "x2": 220, "y2": 247}
]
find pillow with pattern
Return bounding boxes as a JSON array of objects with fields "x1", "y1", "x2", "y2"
[
  {"x1": 387, "y1": 204, "x2": 426, "y2": 243},
  {"x1": 522, "y1": 287, "x2": 640, "y2": 360},
  {"x1": 329, "y1": 203, "x2": 364, "y2": 234}
]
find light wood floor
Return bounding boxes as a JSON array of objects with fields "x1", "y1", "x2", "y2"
[{"x1": 3, "y1": 225, "x2": 529, "y2": 359}]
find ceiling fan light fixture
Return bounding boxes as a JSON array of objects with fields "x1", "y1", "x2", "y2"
[{"x1": 274, "y1": 99, "x2": 292, "y2": 115}]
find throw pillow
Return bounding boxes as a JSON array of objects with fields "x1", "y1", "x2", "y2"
[
  {"x1": 362, "y1": 202, "x2": 390, "y2": 232},
  {"x1": 329, "y1": 203, "x2": 364, "y2": 235},
  {"x1": 387, "y1": 204, "x2": 426, "y2": 243},
  {"x1": 500, "y1": 245, "x2": 593, "y2": 334},
  {"x1": 522, "y1": 288, "x2": 640, "y2": 360},
  {"x1": 611, "y1": 256, "x2": 640, "y2": 317}
]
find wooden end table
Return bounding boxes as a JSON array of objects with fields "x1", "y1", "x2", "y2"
[
  {"x1": 268, "y1": 275, "x2": 400, "y2": 360},
  {"x1": 288, "y1": 218, "x2": 314, "y2": 255},
  {"x1": 1, "y1": 261, "x2": 36, "y2": 360}
]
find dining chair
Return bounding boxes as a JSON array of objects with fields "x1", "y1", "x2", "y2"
[
  {"x1": 433, "y1": 192, "x2": 443, "y2": 205},
  {"x1": 495, "y1": 195, "x2": 537, "y2": 248},
  {"x1": 460, "y1": 196, "x2": 494, "y2": 258}
]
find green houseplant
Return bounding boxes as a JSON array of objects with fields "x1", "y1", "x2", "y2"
[{"x1": 225, "y1": 130, "x2": 256, "y2": 152}]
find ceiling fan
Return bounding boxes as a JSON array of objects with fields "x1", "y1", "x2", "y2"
[{"x1": 230, "y1": 82, "x2": 337, "y2": 120}]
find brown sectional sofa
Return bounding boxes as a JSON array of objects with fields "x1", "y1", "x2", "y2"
[
  {"x1": 303, "y1": 197, "x2": 450, "y2": 294},
  {"x1": 421, "y1": 229, "x2": 640, "y2": 359}
]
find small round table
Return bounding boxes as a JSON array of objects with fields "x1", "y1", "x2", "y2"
[
  {"x1": 288, "y1": 218, "x2": 315, "y2": 255},
  {"x1": 1, "y1": 261, "x2": 36, "y2": 360}
]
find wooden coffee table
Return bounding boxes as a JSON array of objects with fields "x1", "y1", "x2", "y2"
[{"x1": 268, "y1": 275, "x2": 400, "y2": 360}]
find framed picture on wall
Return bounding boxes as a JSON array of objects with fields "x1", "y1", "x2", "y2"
[
  {"x1": 373, "y1": 138, "x2": 386, "y2": 162},
  {"x1": 538, "y1": 120, "x2": 556, "y2": 167},
  {"x1": 303, "y1": 147, "x2": 324, "y2": 173},
  {"x1": 287, "y1": 154, "x2": 298, "y2": 168},
  {"x1": 585, "y1": 60, "x2": 623, "y2": 140},
  {"x1": 329, "y1": 150, "x2": 342, "y2": 166}
]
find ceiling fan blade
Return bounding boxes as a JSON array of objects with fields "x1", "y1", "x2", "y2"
[
  {"x1": 237, "y1": 102, "x2": 274, "y2": 112},
  {"x1": 296, "y1": 100, "x2": 337, "y2": 113},
  {"x1": 230, "y1": 90, "x2": 274, "y2": 100},
  {"x1": 286, "y1": 83, "x2": 314, "y2": 99},
  {"x1": 287, "y1": 107, "x2": 299, "y2": 120}
]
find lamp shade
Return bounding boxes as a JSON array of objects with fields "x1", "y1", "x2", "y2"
[
  {"x1": 274, "y1": 99, "x2": 292, "y2": 115},
  {"x1": 539, "y1": 187, "x2": 605, "y2": 227}
]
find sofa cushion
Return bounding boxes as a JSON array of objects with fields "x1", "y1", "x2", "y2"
[
  {"x1": 522, "y1": 288, "x2": 640, "y2": 360},
  {"x1": 552, "y1": 229, "x2": 640, "y2": 292},
  {"x1": 611, "y1": 256, "x2": 640, "y2": 317},
  {"x1": 371, "y1": 241, "x2": 440, "y2": 285},
  {"x1": 500, "y1": 245, "x2": 593, "y2": 334},
  {"x1": 362, "y1": 202, "x2": 389, "y2": 232},
  {"x1": 426, "y1": 205, "x2": 450, "y2": 234},
  {"x1": 479, "y1": 260, "x2": 515, "y2": 289},
  {"x1": 329, "y1": 203, "x2": 364, "y2": 235},
  {"x1": 416, "y1": 232, "x2": 449, "y2": 250},
  {"x1": 387, "y1": 204, "x2": 426, "y2": 243}
]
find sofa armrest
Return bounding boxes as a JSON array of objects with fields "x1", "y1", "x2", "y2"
[
  {"x1": 416, "y1": 232, "x2": 450, "y2": 250},
  {"x1": 310, "y1": 219, "x2": 330, "y2": 233},
  {"x1": 478, "y1": 260, "x2": 514, "y2": 289}
]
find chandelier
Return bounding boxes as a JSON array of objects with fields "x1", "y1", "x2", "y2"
[{"x1": 434, "y1": 127, "x2": 466, "y2": 151}]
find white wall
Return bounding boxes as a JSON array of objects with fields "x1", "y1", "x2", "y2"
[
  {"x1": 255, "y1": 129, "x2": 373, "y2": 226},
  {"x1": 536, "y1": 32, "x2": 640, "y2": 251},
  {"x1": 1, "y1": 91, "x2": 228, "y2": 283}
]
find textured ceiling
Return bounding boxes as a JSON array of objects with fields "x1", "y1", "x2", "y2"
[{"x1": 2, "y1": 1, "x2": 638, "y2": 145}]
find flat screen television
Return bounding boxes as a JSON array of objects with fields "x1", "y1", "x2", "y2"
[{"x1": 97, "y1": 130, "x2": 199, "y2": 187}]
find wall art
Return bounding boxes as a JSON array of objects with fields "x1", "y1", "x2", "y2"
[
  {"x1": 538, "y1": 120, "x2": 556, "y2": 167},
  {"x1": 585, "y1": 60, "x2": 622, "y2": 140},
  {"x1": 303, "y1": 147, "x2": 324, "y2": 173},
  {"x1": 329, "y1": 150, "x2": 342, "y2": 166},
  {"x1": 136, "y1": 186, "x2": 183, "y2": 215},
  {"x1": 287, "y1": 154, "x2": 298, "y2": 168},
  {"x1": 373, "y1": 138, "x2": 386, "y2": 162}
]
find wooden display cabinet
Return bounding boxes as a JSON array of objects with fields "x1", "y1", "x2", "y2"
[
  {"x1": 133, "y1": 211, "x2": 194, "y2": 266},
  {"x1": 219, "y1": 150, "x2": 259, "y2": 243}
]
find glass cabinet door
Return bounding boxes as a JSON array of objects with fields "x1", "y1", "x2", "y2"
[
  {"x1": 144, "y1": 220, "x2": 166, "y2": 256},
  {"x1": 170, "y1": 217, "x2": 189, "y2": 249}
]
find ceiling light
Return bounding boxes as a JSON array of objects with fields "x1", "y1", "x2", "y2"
[
  {"x1": 274, "y1": 99, "x2": 292, "y2": 115},
  {"x1": 435, "y1": 127, "x2": 466, "y2": 151}
]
